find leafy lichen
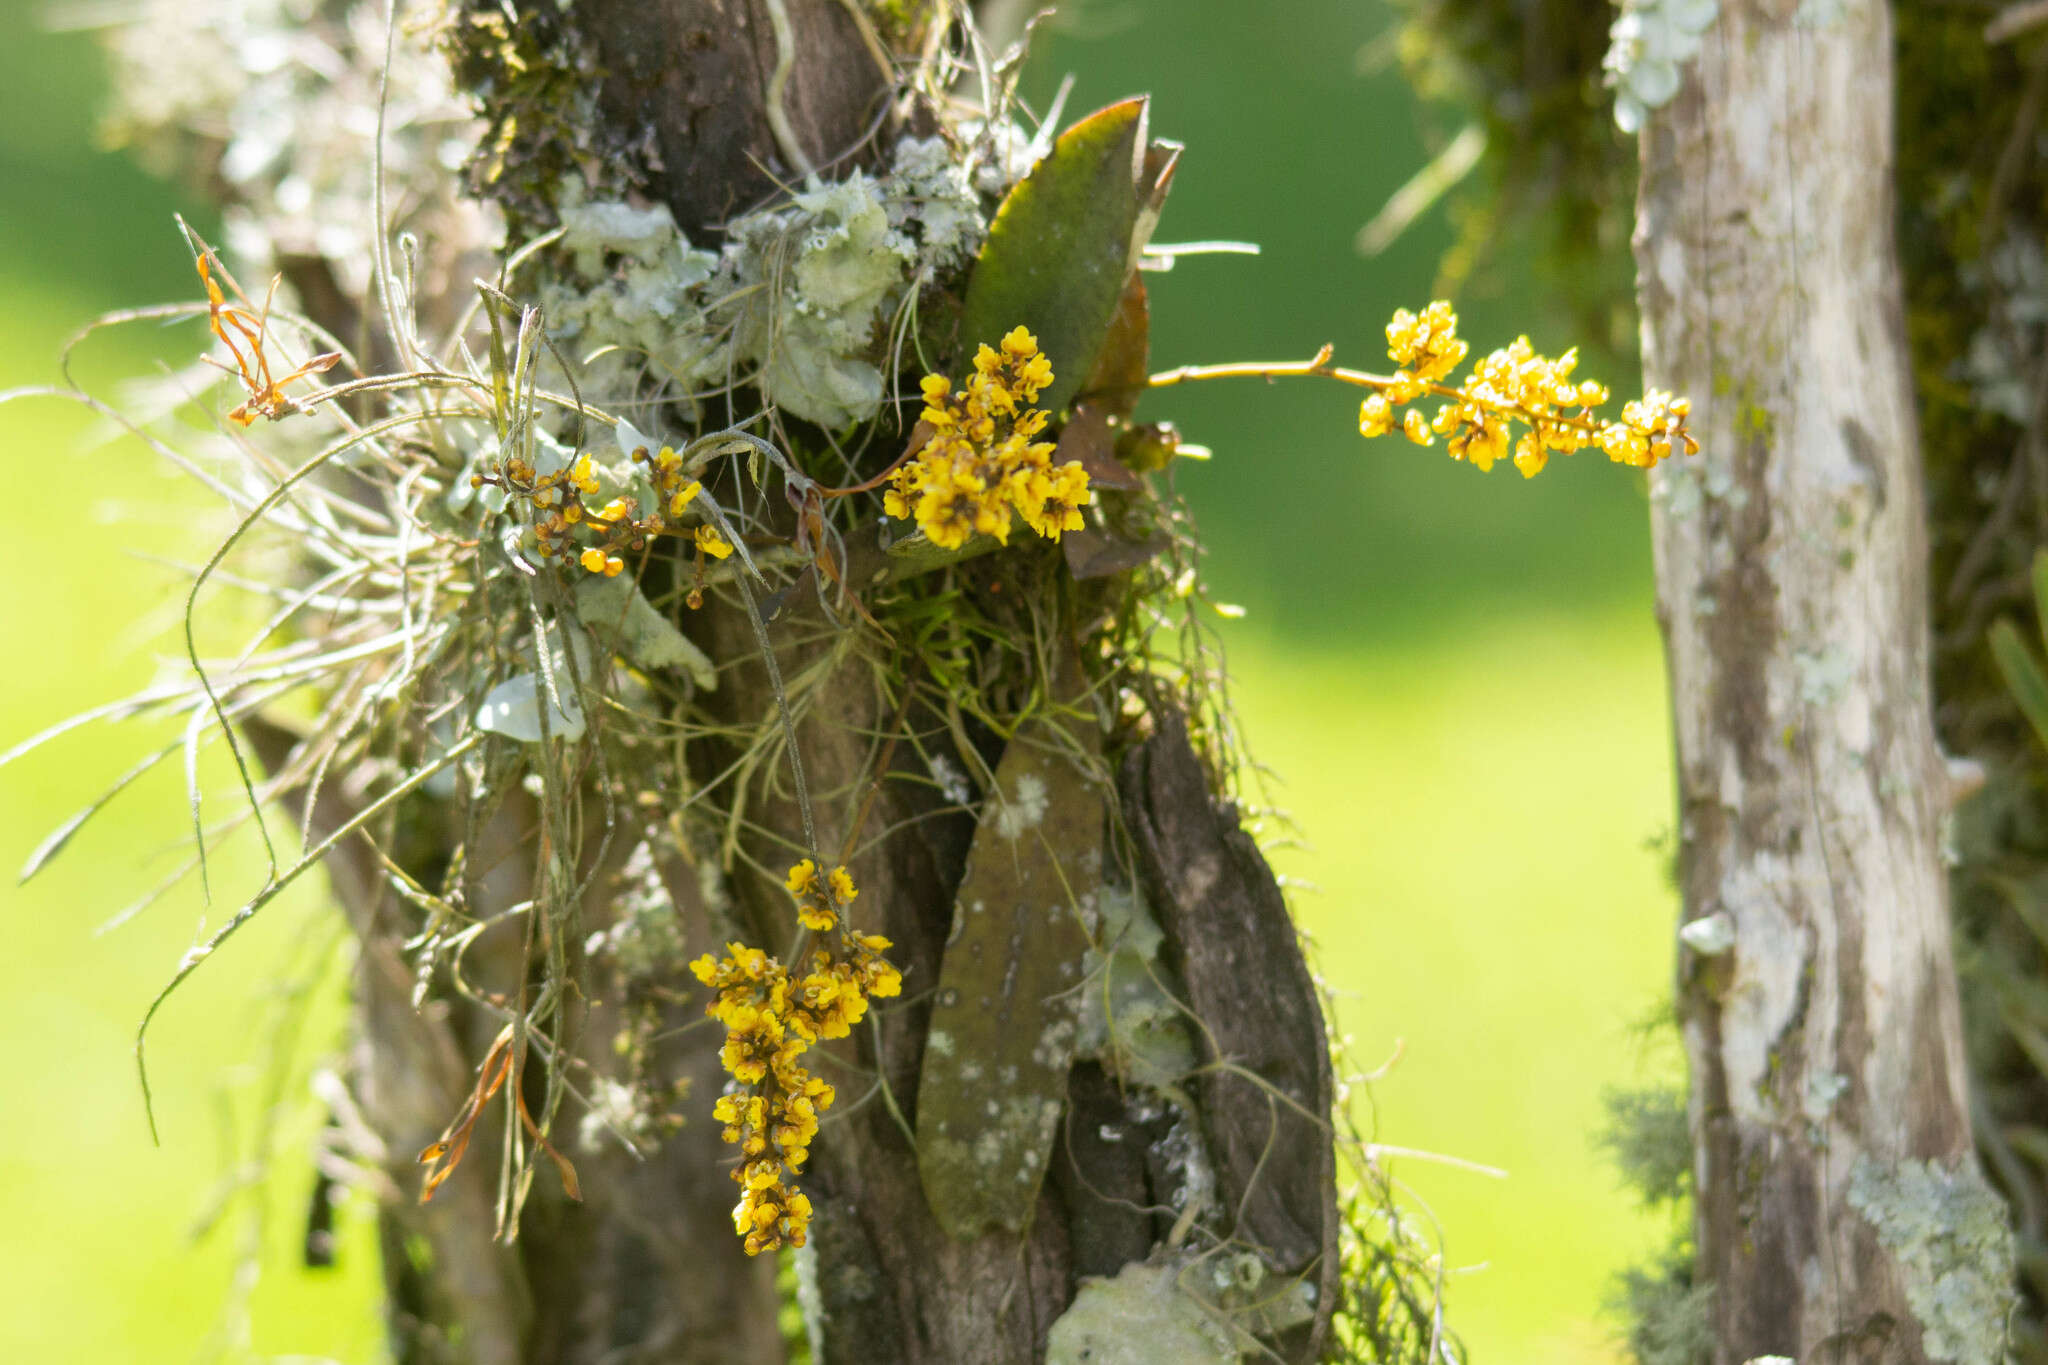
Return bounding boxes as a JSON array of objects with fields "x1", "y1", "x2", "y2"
[
  {"x1": 539, "y1": 137, "x2": 989, "y2": 431},
  {"x1": 1074, "y1": 883, "x2": 1198, "y2": 1090},
  {"x1": 1045, "y1": 1255, "x2": 1313, "y2": 1365},
  {"x1": 1601, "y1": 0, "x2": 1718, "y2": 133},
  {"x1": 104, "y1": 0, "x2": 491, "y2": 301},
  {"x1": 1846, "y1": 1157, "x2": 2016, "y2": 1364},
  {"x1": 1046, "y1": 1261, "x2": 1242, "y2": 1365}
]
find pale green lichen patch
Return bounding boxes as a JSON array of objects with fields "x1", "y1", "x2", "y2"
[
  {"x1": 1795, "y1": 646, "x2": 1853, "y2": 706},
  {"x1": 585, "y1": 841, "x2": 691, "y2": 980},
  {"x1": 1045, "y1": 1261, "x2": 1241, "y2": 1365},
  {"x1": 540, "y1": 185, "x2": 722, "y2": 418},
  {"x1": 574, "y1": 573, "x2": 717, "y2": 689},
  {"x1": 1044, "y1": 1254, "x2": 1312, "y2": 1364},
  {"x1": 990, "y1": 769, "x2": 1050, "y2": 840},
  {"x1": 1801, "y1": 1069, "x2": 1848, "y2": 1123},
  {"x1": 541, "y1": 136, "x2": 988, "y2": 431},
  {"x1": 1157, "y1": 1111, "x2": 1219, "y2": 1226},
  {"x1": 1199, "y1": 1252, "x2": 1316, "y2": 1339},
  {"x1": 1846, "y1": 1156, "x2": 2016, "y2": 1364},
  {"x1": 719, "y1": 173, "x2": 907, "y2": 428},
  {"x1": 1074, "y1": 883, "x2": 1197, "y2": 1089}
]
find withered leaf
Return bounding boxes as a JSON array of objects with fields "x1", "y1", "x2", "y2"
[{"x1": 1064, "y1": 526, "x2": 1170, "y2": 581}]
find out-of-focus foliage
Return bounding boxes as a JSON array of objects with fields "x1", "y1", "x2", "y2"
[
  {"x1": 1603, "y1": 1243, "x2": 1710, "y2": 1365},
  {"x1": 1381, "y1": 0, "x2": 1635, "y2": 355},
  {"x1": 1901, "y1": 13, "x2": 2048, "y2": 1360},
  {"x1": 1595, "y1": 1085, "x2": 1703, "y2": 1365},
  {"x1": 1597, "y1": 1086, "x2": 1689, "y2": 1209}
]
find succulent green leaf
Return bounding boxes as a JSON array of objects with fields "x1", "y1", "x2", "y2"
[
  {"x1": 914, "y1": 703, "x2": 1102, "y2": 1239},
  {"x1": 1079, "y1": 273, "x2": 1152, "y2": 418},
  {"x1": 962, "y1": 98, "x2": 1148, "y2": 415}
]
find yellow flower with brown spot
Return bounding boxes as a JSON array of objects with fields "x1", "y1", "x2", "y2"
[
  {"x1": 1386, "y1": 301, "x2": 1469, "y2": 382},
  {"x1": 1359, "y1": 393, "x2": 1394, "y2": 438},
  {"x1": 689, "y1": 862, "x2": 898, "y2": 1255},
  {"x1": 887, "y1": 328, "x2": 1090, "y2": 550},
  {"x1": 1355, "y1": 302, "x2": 1695, "y2": 480}
]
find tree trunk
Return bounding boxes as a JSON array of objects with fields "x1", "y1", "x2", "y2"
[
  {"x1": 1635, "y1": 2, "x2": 2013, "y2": 1360},
  {"x1": 207, "y1": 3, "x2": 1340, "y2": 1362}
]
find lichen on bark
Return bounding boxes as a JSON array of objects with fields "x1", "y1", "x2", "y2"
[{"x1": 1846, "y1": 1157, "x2": 2016, "y2": 1364}]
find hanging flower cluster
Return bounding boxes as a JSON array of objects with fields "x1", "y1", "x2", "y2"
[
  {"x1": 883, "y1": 326, "x2": 1092, "y2": 549},
  {"x1": 1357, "y1": 302, "x2": 1696, "y2": 478},
  {"x1": 689, "y1": 860, "x2": 902, "y2": 1255},
  {"x1": 473, "y1": 444, "x2": 734, "y2": 578}
]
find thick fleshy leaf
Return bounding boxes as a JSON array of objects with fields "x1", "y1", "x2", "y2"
[
  {"x1": 1078, "y1": 272, "x2": 1151, "y2": 419},
  {"x1": 915, "y1": 692, "x2": 1102, "y2": 1238},
  {"x1": 962, "y1": 98, "x2": 1149, "y2": 415}
]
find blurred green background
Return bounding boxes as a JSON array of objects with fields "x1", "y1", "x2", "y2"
[{"x1": 0, "y1": 1, "x2": 1681, "y2": 1360}]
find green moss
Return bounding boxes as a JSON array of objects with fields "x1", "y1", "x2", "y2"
[
  {"x1": 439, "y1": 3, "x2": 629, "y2": 235},
  {"x1": 537, "y1": 143, "x2": 986, "y2": 432},
  {"x1": 866, "y1": 0, "x2": 935, "y2": 47}
]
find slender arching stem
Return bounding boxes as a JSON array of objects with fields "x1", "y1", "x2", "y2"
[{"x1": 1142, "y1": 345, "x2": 1619, "y2": 438}]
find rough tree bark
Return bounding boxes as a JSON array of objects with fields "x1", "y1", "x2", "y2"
[
  {"x1": 248, "y1": 4, "x2": 1341, "y2": 1363},
  {"x1": 1636, "y1": 2, "x2": 2012, "y2": 1360}
]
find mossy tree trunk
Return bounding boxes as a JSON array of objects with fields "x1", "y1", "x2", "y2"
[
  {"x1": 268, "y1": 4, "x2": 1341, "y2": 1362},
  {"x1": 1634, "y1": 2, "x2": 2014, "y2": 1360}
]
